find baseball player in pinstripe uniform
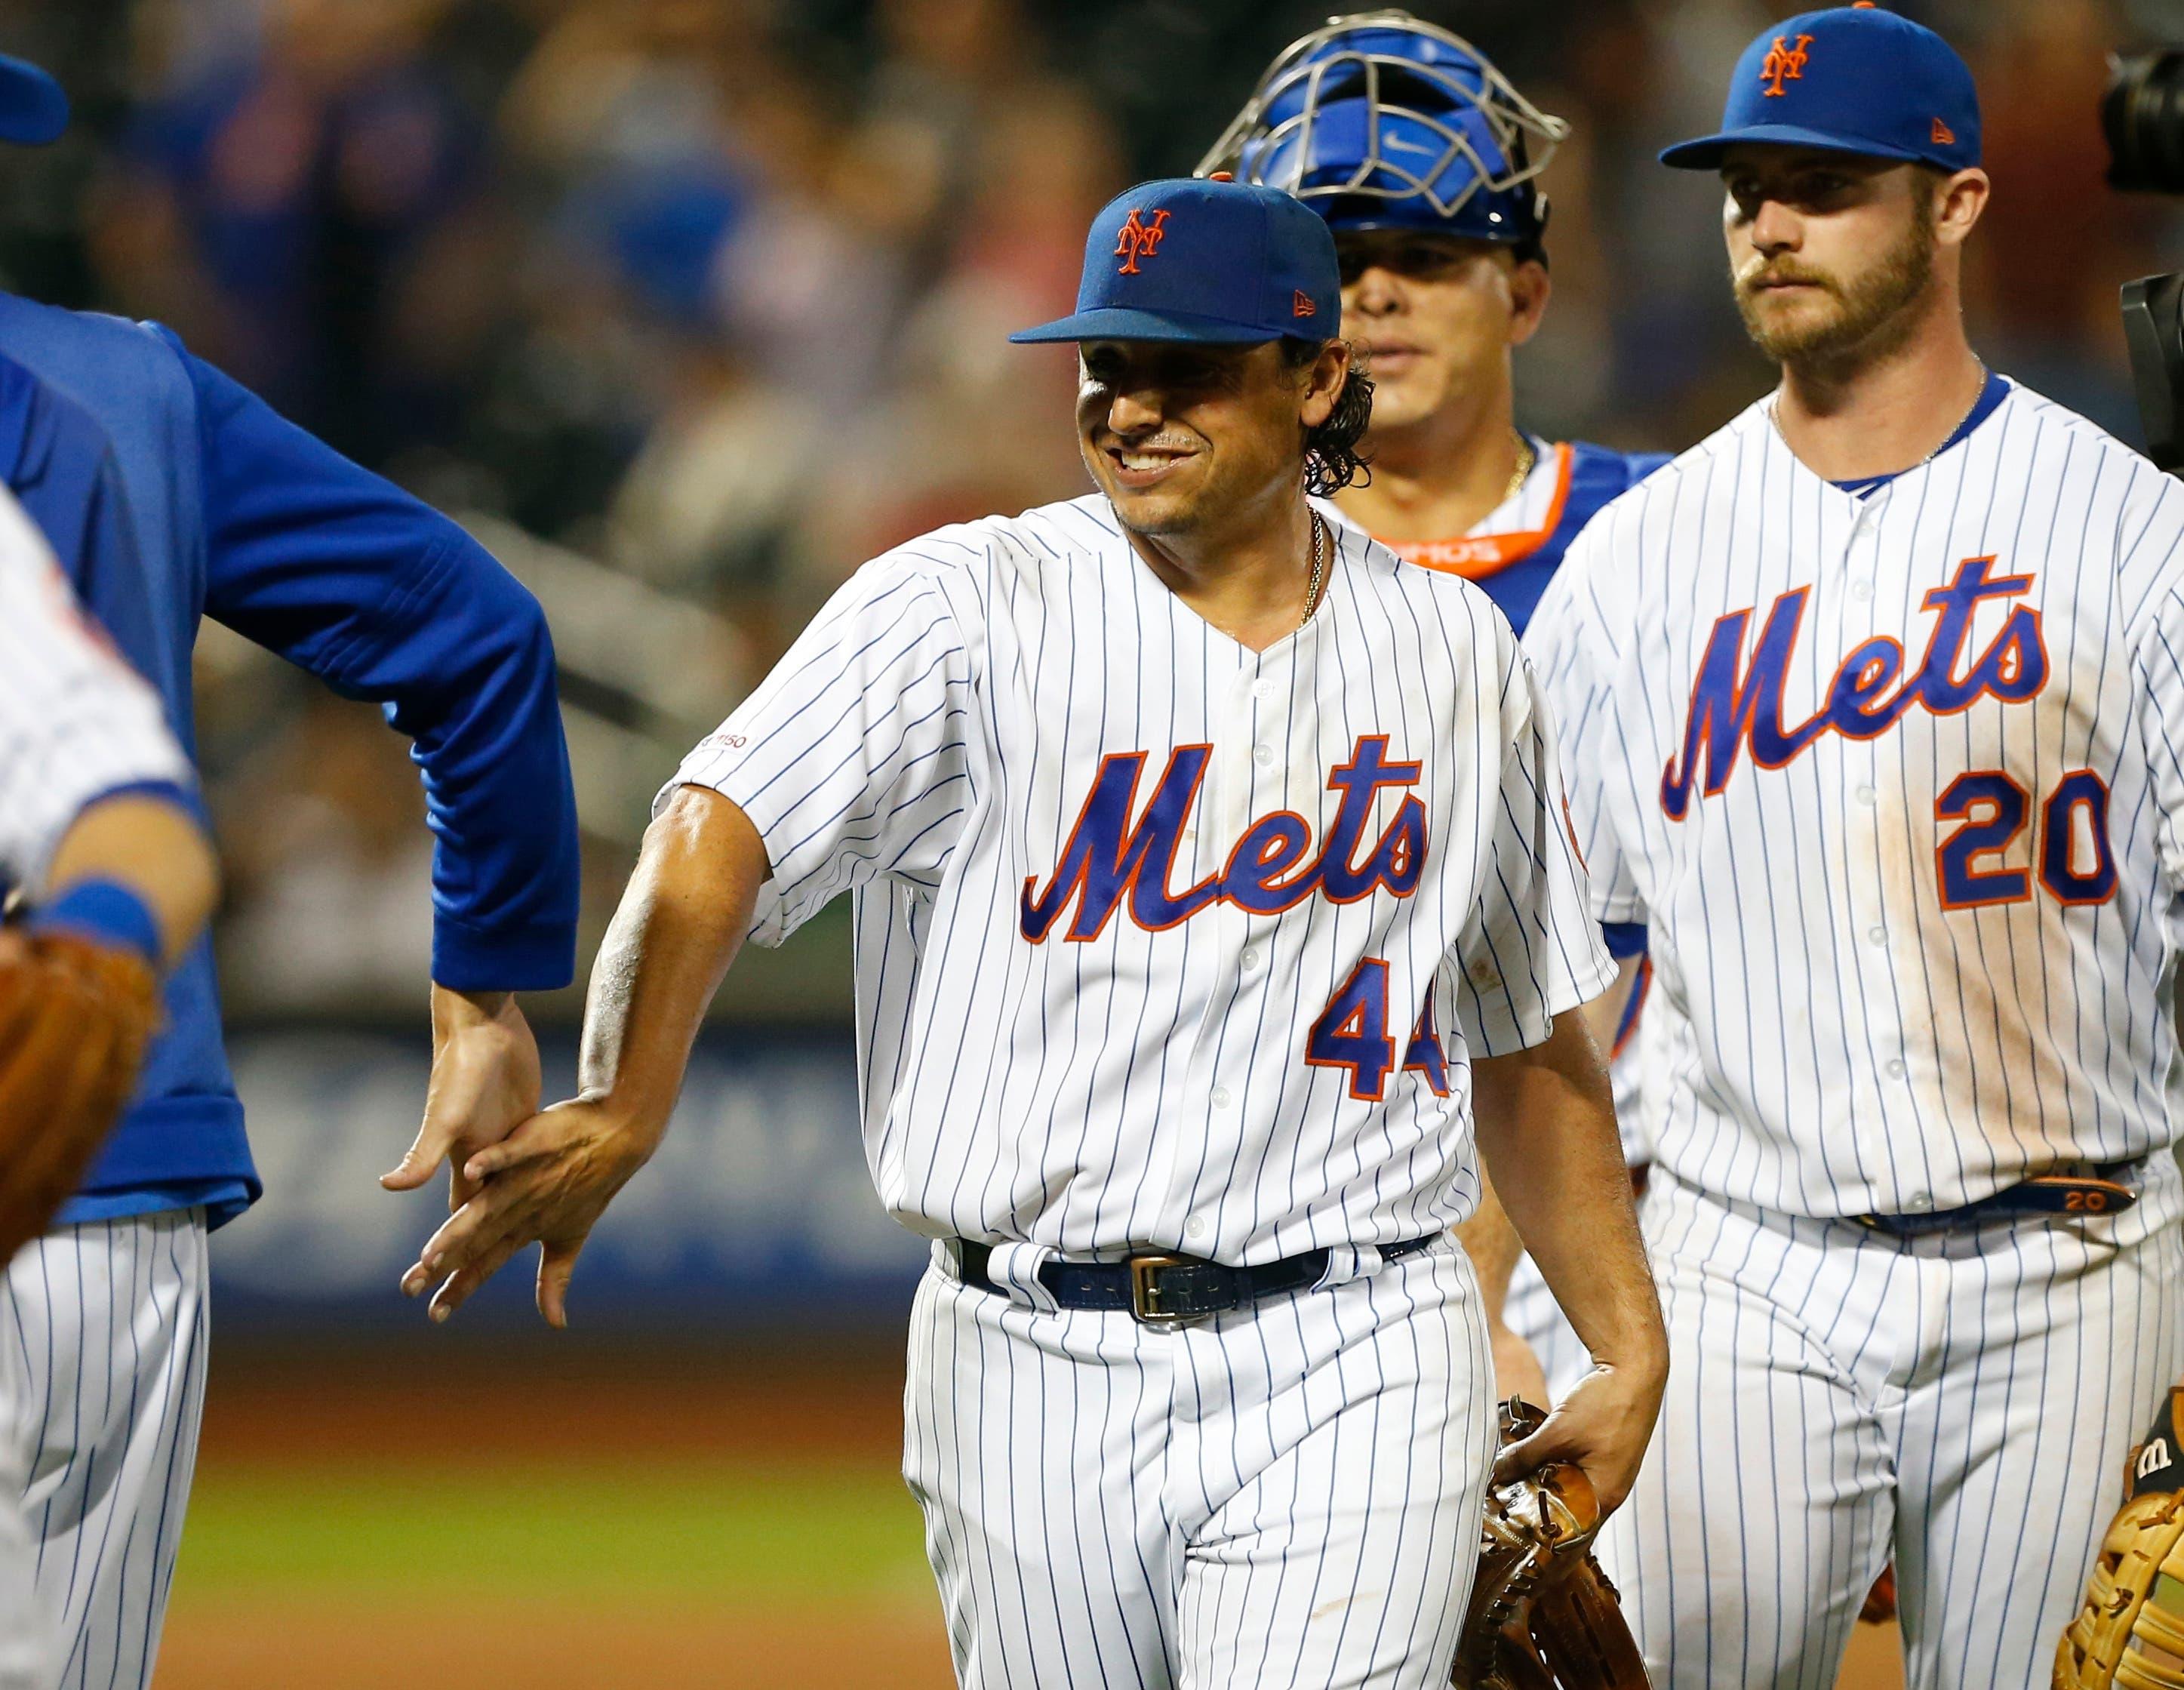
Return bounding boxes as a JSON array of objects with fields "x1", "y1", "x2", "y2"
[
  {"x1": 1204, "y1": 9, "x2": 1670, "y2": 1411},
  {"x1": 0, "y1": 487, "x2": 217, "y2": 1689},
  {"x1": 1526, "y1": 9, "x2": 2184, "y2": 1685},
  {"x1": 405, "y1": 176, "x2": 1668, "y2": 1688},
  {"x1": 0, "y1": 55, "x2": 583, "y2": 1689}
]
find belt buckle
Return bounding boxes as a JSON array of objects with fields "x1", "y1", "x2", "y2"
[{"x1": 1127, "y1": 1254, "x2": 1193, "y2": 1327}]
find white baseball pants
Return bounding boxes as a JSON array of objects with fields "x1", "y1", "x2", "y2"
[
  {"x1": 1604, "y1": 1168, "x2": 2184, "y2": 1690},
  {"x1": 4, "y1": 1209, "x2": 210, "y2": 1690},
  {"x1": 903, "y1": 1235, "x2": 1495, "y2": 1689}
]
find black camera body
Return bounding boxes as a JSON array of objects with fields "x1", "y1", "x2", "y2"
[
  {"x1": 2121, "y1": 275, "x2": 2184, "y2": 469},
  {"x1": 2109, "y1": 51, "x2": 2184, "y2": 469}
]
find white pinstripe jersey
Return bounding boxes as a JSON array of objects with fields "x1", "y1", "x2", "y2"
[
  {"x1": 672, "y1": 492, "x2": 1613, "y2": 1261},
  {"x1": 0, "y1": 485, "x2": 186, "y2": 886},
  {"x1": 1529, "y1": 379, "x2": 2184, "y2": 1220}
]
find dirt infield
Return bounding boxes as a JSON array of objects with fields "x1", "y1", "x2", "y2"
[
  {"x1": 160, "y1": 1598, "x2": 952, "y2": 1689},
  {"x1": 158, "y1": 1340, "x2": 945, "y2": 1690}
]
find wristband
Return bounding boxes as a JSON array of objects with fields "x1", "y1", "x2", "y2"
[{"x1": 30, "y1": 879, "x2": 163, "y2": 966}]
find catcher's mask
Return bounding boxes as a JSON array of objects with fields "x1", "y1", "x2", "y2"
[{"x1": 1198, "y1": 10, "x2": 1568, "y2": 263}]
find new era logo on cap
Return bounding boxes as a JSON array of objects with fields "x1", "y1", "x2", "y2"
[
  {"x1": 1932, "y1": 116, "x2": 1955, "y2": 144},
  {"x1": 1293, "y1": 291, "x2": 1316, "y2": 319}
]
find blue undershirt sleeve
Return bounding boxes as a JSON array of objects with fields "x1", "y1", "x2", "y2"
[{"x1": 166, "y1": 328, "x2": 579, "y2": 990}]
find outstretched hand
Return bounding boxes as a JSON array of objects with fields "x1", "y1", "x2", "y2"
[
  {"x1": 381, "y1": 987, "x2": 543, "y2": 1211},
  {"x1": 398, "y1": 1095, "x2": 660, "y2": 1327},
  {"x1": 1493, "y1": 1352, "x2": 1666, "y2": 1519}
]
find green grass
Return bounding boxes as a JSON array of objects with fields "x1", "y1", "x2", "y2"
[{"x1": 177, "y1": 1458, "x2": 932, "y2": 1603}]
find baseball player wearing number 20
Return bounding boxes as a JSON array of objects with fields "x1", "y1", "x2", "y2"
[
  {"x1": 1526, "y1": 8, "x2": 2184, "y2": 1687},
  {"x1": 408, "y1": 177, "x2": 1667, "y2": 1688}
]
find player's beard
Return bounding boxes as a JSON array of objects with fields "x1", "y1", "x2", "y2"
[{"x1": 1733, "y1": 197, "x2": 1937, "y2": 371}]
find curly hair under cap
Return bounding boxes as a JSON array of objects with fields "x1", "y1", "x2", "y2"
[{"x1": 1281, "y1": 338, "x2": 1374, "y2": 496}]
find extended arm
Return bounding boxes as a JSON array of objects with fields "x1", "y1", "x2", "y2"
[
  {"x1": 42, "y1": 792, "x2": 216, "y2": 970},
  {"x1": 0, "y1": 787, "x2": 216, "y2": 1261},
  {"x1": 1470, "y1": 1006, "x2": 1665, "y2": 1512},
  {"x1": 162, "y1": 331, "x2": 583, "y2": 1191},
  {"x1": 401, "y1": 786, "x2": 768, "y2": 1324}
]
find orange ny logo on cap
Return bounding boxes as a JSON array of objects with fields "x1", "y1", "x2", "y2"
[
  {"x1": 1114, "y1": 208, "x2": 1171, "y2": 275},
  {"x1": 1759, "y1": 32, "x2": 1814, "y2": 96}
]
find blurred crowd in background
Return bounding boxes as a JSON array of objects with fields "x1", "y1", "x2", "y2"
[{"x1": 0, "y1": 0, "x2": 2171, "y2": 1017}]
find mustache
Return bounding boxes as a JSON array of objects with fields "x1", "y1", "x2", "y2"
[{"x1": 1736, "y1": 257, "x2": 1841, "y2": 294}]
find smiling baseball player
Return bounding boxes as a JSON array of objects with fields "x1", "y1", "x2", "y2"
[
  {"x1": 1526, "y1": 8, "x2": 2184, "y2": 1685},
  {"x1": 1204, "y1": 8, "x2": 1669, "y2": 1410},
  {"x1": 402, "y1": 175, "x2": 1668, "y2": 1688}
]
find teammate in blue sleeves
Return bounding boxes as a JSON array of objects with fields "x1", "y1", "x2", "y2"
[
  {"x1": 0, "y1": 54, "x2": 580, "y2": 1690},
  {"x1": 1202, "y1": 10, "x2": 1663, "y2": 1409}
]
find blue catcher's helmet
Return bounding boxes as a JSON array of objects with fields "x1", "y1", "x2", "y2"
[{"x1": 1198, "y1": 11, "x2": 1567, "y2": 260}]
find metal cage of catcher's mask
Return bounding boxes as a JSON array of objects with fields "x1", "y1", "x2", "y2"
[{"x1": 1198, "y1": 10, "x2": 1569, "y2": 245}]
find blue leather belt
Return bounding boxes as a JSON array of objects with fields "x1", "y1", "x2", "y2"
[
  {"x1": 1850, "y1": 1160, "x2": 2143, "y2": 1237},
  {"x1": 953, "y1": 1234, "x2": 1439, "y2": 1326}
]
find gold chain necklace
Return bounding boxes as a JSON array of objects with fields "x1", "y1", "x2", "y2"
[
  {"x1": 1502, "y1": 432, "x2": 1536, "y2": 509},
  {"x1": 1300, "y1": 512, "x2": 1328, "y2": 631}
]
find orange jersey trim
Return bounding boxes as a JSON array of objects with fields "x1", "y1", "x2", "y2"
[{"x1": 1377, "y1": 442, "x2": 1574, "y2": 580}]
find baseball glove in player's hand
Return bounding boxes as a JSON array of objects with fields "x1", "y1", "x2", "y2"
[
  {"x1": 1453, "y1": 1399, "x2": 1650, "y2": 1689},
  {"x1": 0, "y1": 928, "x2": 158, "y2": 1261},
  {"x1": 2056, "y1": 1387, "x2": 2184, "y2": 1688}
]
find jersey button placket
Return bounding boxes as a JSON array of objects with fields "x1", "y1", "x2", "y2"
[{"x1": 1170, "y1": 660, "x2": 1265, "y2": 1248}]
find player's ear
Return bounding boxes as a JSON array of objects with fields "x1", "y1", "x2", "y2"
[
  {"x1": 1506, "y1": 259, "x2": 1552, "y2": 348},
  {"x1": 1298, "y1": 339, "x2": 1351, "y2": 430},
  {"x1": 1934, "y1": 166, "x2": 1989, "y2": 248}
]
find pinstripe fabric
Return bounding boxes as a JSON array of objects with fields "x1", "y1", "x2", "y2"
[
  {"x1": 670, "y1": 492, "x2": 1607, "y2": 1684},
  {"x1": 0, "y1": 1323, "x2": 55, "y2": 1690},
  {"x1": 1602, "y1": 1169, "x2": 2184, "y2": 1689},
  {"x1": 1529, "y1": 380, "x2": 2184, "y2": 1218},
  {"x1": 667, "y1": 494, "x2": 1613, "y2": 1263},
  {"x1": 3, "y1": 1210, "x2": 209, "y2": 1690},
  {"x1": 1524, "y1": 377, "x2": 2184, "y2": 1685},
  {"x1": 903, "y1": 1237, "x2": 1495, "y2": 1689},
  {"x1": 0, "y1": 485, "x2": 186, "y2": 887}
]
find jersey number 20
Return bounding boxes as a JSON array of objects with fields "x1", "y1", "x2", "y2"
[{"x1": 1936, "y1": 767, "x2": 2117, "y2": 909}]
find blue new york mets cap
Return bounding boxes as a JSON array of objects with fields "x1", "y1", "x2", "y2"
[
  {"x1": 0, "y1": 54, "x2": 67, "y2": 146},
  {"x1": 1660, "y1": 5, "x2": 1979, "y2": 174},
  {"x1": 1010, "y1": 177, "x2": 1340, "y2": 345}
]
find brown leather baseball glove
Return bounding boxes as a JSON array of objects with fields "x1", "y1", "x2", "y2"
[
  {"x1": 2056, "y1": 1387, "x2": 2184, "y2": 1688},
  {"x1": 0, "y1": 927, "x2": 158, "y2": 1260},
  {"x1": 1860, "y1": 1563, "x2": 1899, "y2": 1625},
  {"x1": 1453, "y1": 1399, "x2": 1650, "y2": 1689}
]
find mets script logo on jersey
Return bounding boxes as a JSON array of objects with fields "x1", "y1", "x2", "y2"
[
  {"x1": 1760, "y1": 33, "x2": 1814, "y2": 96},
  {"x1": 1115, "y1": 208, "x2": 1171, "y2": 276},
  {"x1": 1022, "y1": 735, "x2": 1425, "y2": 942},
  {"x1": 1661, "y1": 554, "x2": 2047, "y2": 818}
]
